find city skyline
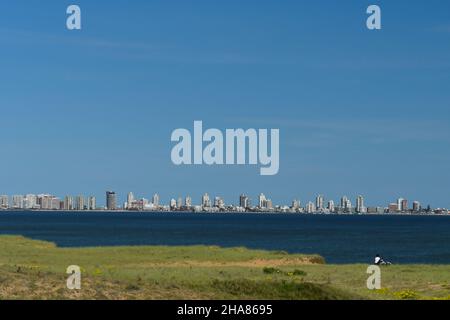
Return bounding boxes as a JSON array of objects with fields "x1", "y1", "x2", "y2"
[{"x1": 0, "y1": 190, "x2": 445, "y2": 214}]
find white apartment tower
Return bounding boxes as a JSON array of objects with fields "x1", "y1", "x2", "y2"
[
  {"x1": 316, "y1": 194, "x2": 324, "y2": 211},
  {"x1": 356, "y1": 195, "x2": 366, "y2": 213},
  {"x1": 152, "y1": 194, "x2": 160, "y2": 207}
]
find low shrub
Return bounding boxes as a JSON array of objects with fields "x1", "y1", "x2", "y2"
[{"x1": 263, "y1": 267, "x2": 282, "y2": 274}]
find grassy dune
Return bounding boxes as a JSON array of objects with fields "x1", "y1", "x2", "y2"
[{"x1": 0, "y1": 235, "x2": 449, "y2": 300}]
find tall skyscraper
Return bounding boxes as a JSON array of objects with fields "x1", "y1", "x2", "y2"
[
  {"x1": 397, "y1": 198, "x2": 404, "y2": 212},
  {"x1": 340, "y1": 196, "x2": 348, "y2": 209},
  {"x1": 64, "y1": 196, "x2": 73, "y2": 210},
  {"x1": 214, "y1": 197, "x2": 225, "y2": 209},
  {"x1": 345, "y1": 199, "x2": 352, "y2": 212},
  {"x1": 239, "y1": 194, "x2": 249, "y2": 209},
  {"x1": 401, "y1": 199, "x2": 408, "y2": 212},
  {"x1": 258, "y1": 193, "x2": 267, "y2": 208},
  {"x1": 306, "y1": 201, "x2": 315, "y2": 213},
  {"x1": 185, "y1": 196, "x2": 192, "y2": 208},
  {"x1": 24, "y1": 194, "x2": 37, "y2": 209},
  {"x1": 75, "y1": 195, "x2": 85, "y2": 210},
  {"x1": 88, "y1": 196, "x2": 96, "y2": 210},
  {"x1": 356, "y1": 195, "x2": 366, "y2": 213},
  {"x1": 170, "y1": 198, "x2": 176, "y2": 209},
  {"x1": 106, "y1": 191, "x2": 117, "y2": 210},
  {"x1": 36, "y1": 194, "x2": 59, "y2": 210},
  {"x1": 316, "y1": 194, "x2": 324, "y2": 211},
  {"x1": 291, "y1": 199, "x2": 300, "y2": 210},
  {"x1": 127, "y1": 192, "x2": 135, "y2": 209},
  {"x1": 38, "y1": 194, "x2": 52, "y2": 210},
  {"x1": 12, "y1": 195, "x2": 24, "y2": 209},
  {"x1": 412, "y1": 201, "x2": 421, "y2": 212},
  {"x1": 327, "y1": 200, "x2": 335, "y2": 212},
  {"x1": 51, "y1": 197, "x2": 60, "y2": 210},
  {"x1": 152, "y1": 194, "x2": 160, "y2": 207},
  {"x1": 202, "y1": 193, "x2": 211, "y2": 208},
  {"x1": 0, "y1": 195, "x2": 8, "y2": 209}
]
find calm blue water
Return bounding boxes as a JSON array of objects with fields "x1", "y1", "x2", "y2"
[{"x1": 1, "y1": 211, "x2": 450, "y2": 264}]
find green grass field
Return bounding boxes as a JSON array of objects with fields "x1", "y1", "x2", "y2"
[{"x1": 1, "y1": 235, "x2": 449, "y2": 300}]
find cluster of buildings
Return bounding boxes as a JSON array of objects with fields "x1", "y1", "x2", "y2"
[
  {"x1": 0, "y1": 192, "x2": 447, "y2": 215},
  {"x1": 288, "y1": 195, "x2": 434, "y2": 214},
  {"x1": 0, "y1": 194, "x2": 96, "y2": 211}
]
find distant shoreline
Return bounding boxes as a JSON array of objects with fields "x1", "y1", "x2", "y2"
[{"x1": 0, "y1": 209, "x2": 448, "y2": 216}]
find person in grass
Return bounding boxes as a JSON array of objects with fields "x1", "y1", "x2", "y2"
[{"x1": 375, "y1": 254, "x2": 391, "y2": 265}]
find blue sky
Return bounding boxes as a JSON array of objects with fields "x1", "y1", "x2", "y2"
[{"x1": 0, "y1": 0, "x2": 450, "y2": 207}]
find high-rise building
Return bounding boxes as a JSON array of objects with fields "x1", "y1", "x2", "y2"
[
  {"x1": 185, "y1": 196, "x2": 192, "y2": 208},
  {"x1": 88, "y1": 196, "x2": 96, "y2": 210},
  {"x1": 327, "y1": 200, "x2": 335, "y2": 212},
  {"x1": 202, "y1": 193, "x2": 211, "y2": 208},
  {"x1": 316, "y1": 195, "x2": 324, "y2": 211},
  {"x1": 170, "y1": 198, "x2": 176, "y2": 209},
  {"x1": 177, "y1": 197, "x2": 183, "y2": 209},
  {"x1": 24, "y1": 194, "x2": 37, "y2": 209},
  {"x1": 37, "y1": 194, "x2": 59, "y2": 210},
  {"x1": 64, "y1": 196, "x2": 74, "y2": 210},
  {"x1": 38, "y1": 194, "x2": 52, "y2": 210},
  {"x1": 51, "y1": 197, "x2": 61, "y2": 210},
  {"x1": 401, "y1": 199, "x2": 408, "y2": 212},
  {"x1": 127, "y1": 192, "x2": 135, "y2": 209},
  {"x1": 258, "y1": 193, "x2": 267, "y2": 208},
  {"x1": 152, "y1": 194, "x2": 160, "y2": 207},
  {"x1": 340, "y1": 196, "x2": 348, "y2": 209},
  {"x1": 291, "y1": 199, "x2": 300, "y2": 210},
  {"x1": 0, "y1": 195, "x2": 8, "y2": 209},
  {"x1": 214, "y1": 197, "x2": 225, "y2": 209},
  {"x1": 106, "y1": 191, "x2": 117, "y2": 210},
  {"x1": 12, "y1": 195, "x2": 24, "y2": 209},
  {"x1": 356, "y1": 195, "x2": 366, "y2": 213},
  {"x1": 345, "y1": 199, "x2": 352, "y2": 212},
  {"x1": 240, "y1": 194, "x2": 249, "y2": 209},
  {"x1": 397, "y1": 198, "x2": 404, "y2": 212},
  {"x1": 412, "y1": 201, "x2": 421, "y2": 212},
  {"x1": 75, "y1": 195, "x2": 85, "y2": 210},
  {"x1": 306, "y1": 201, "x2": 315, "y2": 213},
  {"x1": 142, "y1": 198, "x2": 150, "y2": 209}
]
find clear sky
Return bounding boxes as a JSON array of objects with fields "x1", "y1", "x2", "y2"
[{"x1": 1, "y1": 0, "x2": 450, "y2": 207}]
